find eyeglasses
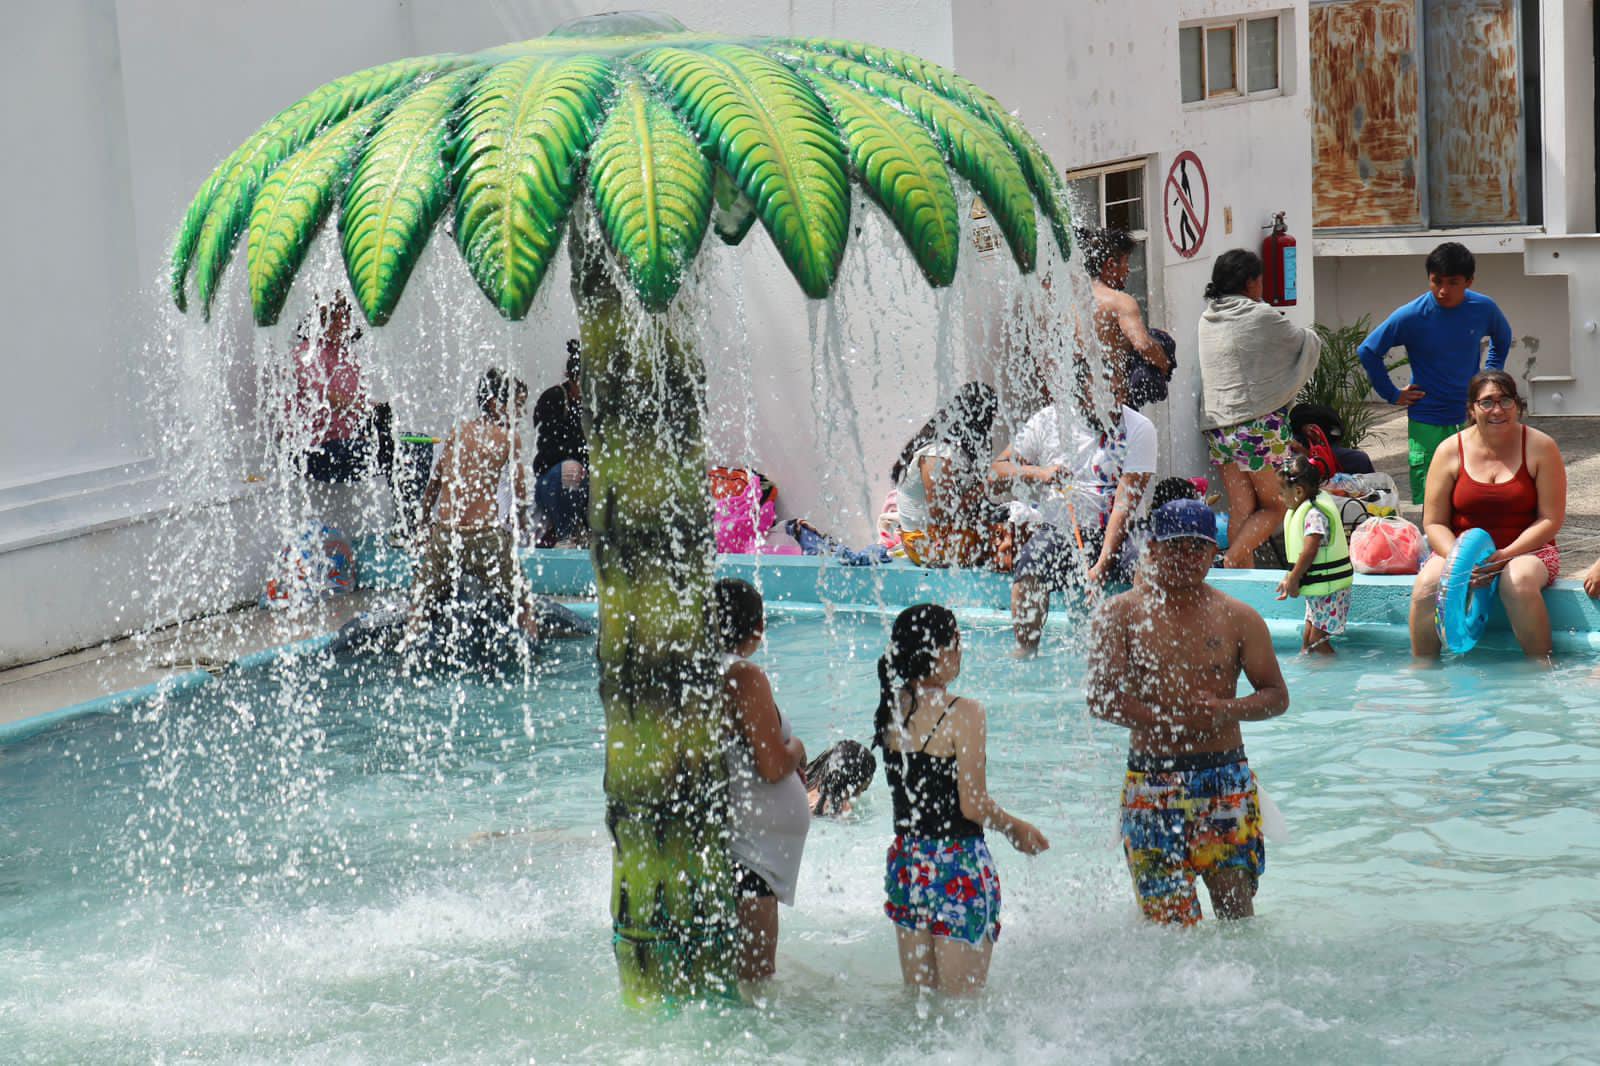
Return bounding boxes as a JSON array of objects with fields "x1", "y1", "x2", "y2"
[{"x1": 1474, "y1": 396, "x2": 1517, "y2": 412}]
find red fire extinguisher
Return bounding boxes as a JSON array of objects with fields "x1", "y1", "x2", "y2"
[{"x1": 1261, "y1": 211, "x2": 1297, "y2": 307}]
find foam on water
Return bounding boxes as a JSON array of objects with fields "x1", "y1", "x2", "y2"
[{"x1": 4, "y1": 610, "x2": 1600, "y2": 1062}]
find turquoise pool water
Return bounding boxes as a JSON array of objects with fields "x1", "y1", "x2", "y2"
[{"x1": 4, "y1": 608, "x2": 1599, "y2": 1063}]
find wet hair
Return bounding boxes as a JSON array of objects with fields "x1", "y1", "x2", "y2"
[
  {"x1": 565, "y1": 338, "x2": 581, "y2": 380},
  {"x1": 873, "y1": 604, "x2": 959, "y2": 749},
  {"x1": 1076, "y1": 226, "x2": 1137, "y2": 281},
  {"x1": 1467, "y1": 369, "x2": 1526, "y2": 415},
  {"x1": 1279, "y1": 453, "x2": 1323, "y2": 502},
  {"x1": 714, "y1": 578, "x2": 765, "y2": 651},
  {"x1": 1148, "y1": 476, "x2": 1201, "y2": 512},
  {"x1": 1426, "y1": 241, "x2": 1475, "y2": 280},
  {"x1": 889, "y1": 381, "x2": 998, "y2": 484},
  {"x1": 476, "y1": 367, "x2": 511, "y2": 415},
  {"x1": 1204, "y1": 249, "x2": 1264, "y2": 300},
  {"x1": 805, "y1": 740, "x2": 877, "y2": 814}
]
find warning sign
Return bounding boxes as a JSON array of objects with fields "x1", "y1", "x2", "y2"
[{"x1": 1164, "y1": 151, "x2": 1209, "y2": 259}]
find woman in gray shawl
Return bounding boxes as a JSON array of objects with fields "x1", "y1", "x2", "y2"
[{"x1": 1197, "y1": 250, "x2": 1322, "y2": 567}]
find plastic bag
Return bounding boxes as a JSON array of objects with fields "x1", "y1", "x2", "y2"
[
  {"x1": 264, "y1": 524, "x2": 355, "y2": 607},
  {"x1": 1325, "y1": 472, "x2": 1399, "y2": 519},
  {"x1": 1350, "y1": 516, "x2": 1424, "y2": 575}
]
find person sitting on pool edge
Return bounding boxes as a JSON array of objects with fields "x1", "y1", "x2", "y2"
[
  {"x1": 1087, "y1": 499, "x2": 1289, "y2": 925},
  {"x1": 1408, "y1": 371, "x2": 1565, "y2": 660}
]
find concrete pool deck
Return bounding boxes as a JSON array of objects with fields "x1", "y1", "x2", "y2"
[{"x1": 6, "y1": 542, "x2": 1600, "y2": 739}]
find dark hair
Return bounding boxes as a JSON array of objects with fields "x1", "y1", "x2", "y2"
[
  {"x1": 565, "y1": 338, "x2": 581, "y2": 380},
  {"x1": 873, "y1": 604, "x2": 959, "y2": 749},
  {"x1": 1076, "y1": 226, "x2": 1137, "y2": 281},
  {"x1": 1149, "y1": 476, "x2": 1201, "y2": 512},
  {"x1": 1204, "y1": 249, "x2": 1264, "y2": 300},
  {"x1": 1467, "y1": 369, "x2": 1526, "y2": 415},
  {"x1": 1426, "y1": 241, "x2": 1475, "y2": 280},
  {"x1": 714, "y1": 578, "x2": 765, "y2": 651},
  {"x1": 889, "y1": 381, "x2": 997, "y2": 484},
  {"x1": 804, "y1": 740, "x2": 877, "y2": 814},
  {"x1": 1279, "y1": 453, "x2": 1323, "y2": 500},
  {"x1": 477, "y1": 367, "x2": 510, "y2": 415}
]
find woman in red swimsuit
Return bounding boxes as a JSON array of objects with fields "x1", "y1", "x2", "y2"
[{"x1": 1410, "y1": 371, "x2": 1567, "y2": 658}]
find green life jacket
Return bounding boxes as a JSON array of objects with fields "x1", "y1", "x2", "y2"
[{"x1": 1283, "y1": 492, "x2": 1354, "y2": 596}]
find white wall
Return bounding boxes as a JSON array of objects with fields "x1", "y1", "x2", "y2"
[
  {"x1": 0, "y1": 0, "x2": 967, "y2": 667},
  {"x1": 952, "y1": 0, "x2": 1319, "y2": 478}
]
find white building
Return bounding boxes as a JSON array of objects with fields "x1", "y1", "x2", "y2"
[
  {"x1": 2, "y1": 1, "x2": 1335, "y2": 667},
  {"x1": 1307, "y1": 0, "x2": 1598, "y2": 415}
]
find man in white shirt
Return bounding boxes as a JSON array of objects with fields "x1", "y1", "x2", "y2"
[{"x1": 993, "y1": 378, "x2": 1157, "y2": 655}]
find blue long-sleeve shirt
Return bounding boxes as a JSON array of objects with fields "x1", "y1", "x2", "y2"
[{"x1": 1358, "y1": 291, "x2": 1513, "y2": 427}]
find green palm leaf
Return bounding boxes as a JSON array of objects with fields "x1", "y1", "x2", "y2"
[
  {"x1": 341, "y1": 68, "x2": 483, "y2": 326},
  {"x1": 798, "y1": 69, "x2": 960, "y2": 287},
  {"x1": 637, "y1": 44, "x2": 848, "y2": 299},
  {"x1": 454, "y1": 55, "x2": 614, "y2": 320},
  {"x1": 785, "y1": 37, "x2": 1071, "y2": 260},
  {"x1": 587, "y1": 76, "x2": 712, "y2": 312},
  {"x1": 246, "y1": 101, "x2": 386, "y2": 327},
  {"x1": 178, "y1": 55, "x2": 460, "y2": 316},
  {"x1": 785, "y1": 49, "x2": 1037, "y2": 273},
  {"x1": 710, "y1": 167, "x2": 758, "y2": 245}
]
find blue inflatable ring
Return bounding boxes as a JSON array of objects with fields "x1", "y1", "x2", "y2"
[{"x1": 1435, "y1": 527, "x2": 1498, "y2": 653}]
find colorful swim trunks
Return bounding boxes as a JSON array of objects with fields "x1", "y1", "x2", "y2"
[
  {"x1": 1120, "y1": 751, "x2": 1264, "y2": 925},
  {"x1": 883, "y1": 835, "x2": 1001, "y2": 945},
  {"x1": 1305, "y1": 586, "x2": 1352, "y2": 635},
  {"x1": 1205, "y1": 405, "x2": 1293, "y2": 472}
]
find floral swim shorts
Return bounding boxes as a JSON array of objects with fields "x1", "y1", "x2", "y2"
[
  {"x1": 1120, "y1": 753, "x2": 1264, "y2": 925},
  {"x1": 883, "y1": 835, "x2": 1001, "y2": 945},
  {"x1": 1305, "y1": 587, "x2": 1352, "y2": 635},
  {"x1": 1205, "y1": 405, "x2": 1293, "y2": 472}
]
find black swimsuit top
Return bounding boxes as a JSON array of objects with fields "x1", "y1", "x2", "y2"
[{"x1": 885, "y1": 699, "x2": 984, "y2": 840}]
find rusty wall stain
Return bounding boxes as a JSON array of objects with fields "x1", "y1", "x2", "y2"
[
  {"x1": 1425, "y1": 0, "x2": 1523, "y2": 225},
  {"x1": 1311, "y1": 0, "x2": 1423, "y2": 228}
]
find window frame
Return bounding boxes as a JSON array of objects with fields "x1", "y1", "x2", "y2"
[
  {"x1": 1180, "y1": 11, "x2": 1285, "y2": 107},
  {"x1": 1065, "y1": 157, "x2": 1156, "y2": 318}
]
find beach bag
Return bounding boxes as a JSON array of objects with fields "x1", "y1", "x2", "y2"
[
  {"x1": 1326, "y1": 471, "x2": 1399, "y2": 523},
  {"x1": 877, "y1": 489, "x2": 903, "y2": 551},
  {"x1": 264, "y1": 523, "x2": 356, "y2": 607},
  {"x1": 1349, "y1": 516, "x2": 1423, "y2": 575},
  {"x1": 709, "y1": 467, "x2": 777, "y2": 552}
]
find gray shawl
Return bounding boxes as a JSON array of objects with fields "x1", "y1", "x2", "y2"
[{"x1": 1196, "y1": 295, "x2": 1323, "y2": 430}]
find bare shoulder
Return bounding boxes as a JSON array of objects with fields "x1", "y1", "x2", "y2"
[
  {"x1": 1526, "y1": 425, "x2": 1563, "y2": 464},
  {"x1": 1211, "y1": 587, "x2": 1265, "y2": 634},
  {"x1": 724, "y1": 658, "x2": 767, "y2": 689}
]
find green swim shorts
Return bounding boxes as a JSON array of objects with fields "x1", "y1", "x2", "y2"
[{"x1": 1406, "y1": 420, "x2": 1463, "y2": 507}]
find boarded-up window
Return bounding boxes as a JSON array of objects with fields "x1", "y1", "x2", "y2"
[
  {"x1": 1310, "y1": 0, "x2": 1424, "y2": 227},
  {"x1": 1423, "y1": 0, "x2": 1523, "y2": 225},
  {"x1": 1311, "y1": 0, "x2": 1531, "y2": 229}
]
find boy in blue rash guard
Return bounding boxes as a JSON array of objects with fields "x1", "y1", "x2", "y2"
[{"x1": 1357, "y1": 242, "x2": 1513, "y2": 507}]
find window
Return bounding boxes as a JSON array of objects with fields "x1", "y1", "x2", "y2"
[
  {"x1": 1180, "y1": 14, "x2": 1282, "y2": 103},
  {"x1": 1067, "y1": 159, "x2": 1151, "y2": 318}
]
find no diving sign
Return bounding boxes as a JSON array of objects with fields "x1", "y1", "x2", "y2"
[{"x1": 1165, "y1": 150, "x2": 1209, "y2": 259}]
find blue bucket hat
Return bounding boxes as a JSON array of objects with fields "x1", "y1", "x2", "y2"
[{"x1": 1151, "y1": 499, "x2": 1218, "y2": 544}]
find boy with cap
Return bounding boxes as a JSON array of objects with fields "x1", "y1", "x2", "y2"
[{"x1": 1087, "y1": 500, "x2": 1289, "y2": 925}]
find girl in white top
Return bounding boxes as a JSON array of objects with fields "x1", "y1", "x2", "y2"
[{"x1": 716, "y1": 578, "x2": 810, "y2": 985}]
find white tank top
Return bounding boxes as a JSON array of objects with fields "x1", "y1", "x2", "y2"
[{"x1": 723, "y1": 654, "x2": 811, "y2": 905}]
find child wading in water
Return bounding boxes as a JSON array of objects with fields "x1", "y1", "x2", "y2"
[
  {"x1": 716, "y1": 579, "x2": 810, "y2": 987},
  {"x1": 1088, "y1": 500, "x2": 1288, "y2": 925},
  {"x1": 1276, "y1": 455, "x2": 1355, "y2": 654},
  {"x1": 876, "y1": 604, "x2": 1049, "y2": 995}
]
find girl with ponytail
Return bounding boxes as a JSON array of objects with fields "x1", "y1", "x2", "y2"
[{"x1": 875, "y1": 604, "x2": 1048, "y2": 995}]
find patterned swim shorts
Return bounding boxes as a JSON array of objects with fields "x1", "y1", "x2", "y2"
[
  {"x1": 1305, "y1": 586, "x2": 1352, "y2": 635},
  {"x1": 1205, "y1": 405, "x2": 1293, "y2": 472},
  {"x1": 883, "y1": 835, "x2": 1001, "y2": 945},
  {"x1": 1120, "y1": 756, "x2": 1264, "y2": 925}
]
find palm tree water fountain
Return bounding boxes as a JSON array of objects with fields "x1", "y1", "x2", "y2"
[{"x1": 168, "y1": 10, "x2": 1072, "y2": 1003}]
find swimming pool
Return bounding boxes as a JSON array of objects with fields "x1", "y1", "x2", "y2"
[{"x1": 3, "y1": 607, "x2": 1598, "y2": 1063}]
